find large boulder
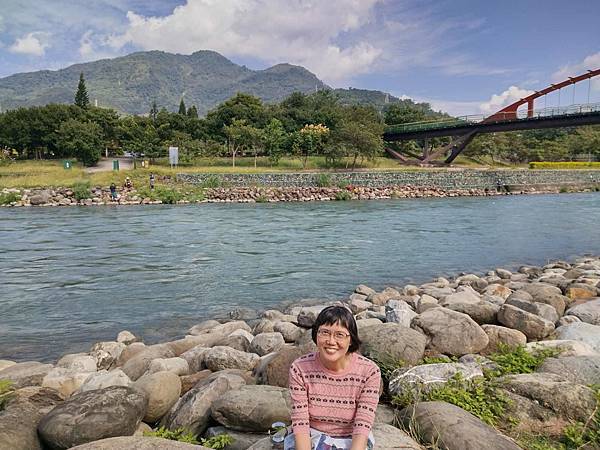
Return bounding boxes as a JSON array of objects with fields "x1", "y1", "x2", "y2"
[
  {"x1": 259, "y1": 344, "x2": 315, "y2": 387},
  {"x1": 77, "y1": 369, "x2": 131, "y2": 393},
  {"x1": 121, "y1": 345, "x2": 176, "y2": 381},
  {"x1": 188, "y1": 320, "x2": 251, "y2": 337},
  {"x1": 566, "y1": 298, "x2": 600, "y2": 325},
  {"x1": 385, "y1": 300, "x2": 418, "y2": 327},
  {"x1": 505, "y1": 297, "x2": 559, "y2": 324},
  {"x1": 497, "y1": 304, "x2": 555, "y2": 340},
  {"x1": 273, "y1": 322, "x2": 302, "y2": 342},
  {"x1": 411, "y1": 308, "x2": 489, "y2": 356},
  {"x1": 180, "y1": 370, "x2": 212, "y2": 395},
  {"x1": 294, "y1": 305, "x2": 330, "y2": 327},
  {"x1": 554, "y1": 322, "x2": 600, "y2": 353},
  {"x1": 439, "y1": 290, "x2": 481, "y2": 307},
  {"x1": 211, "y1": 385, "x2": 292, "y2": 432},
  {"x1": 116, "y1": 342, "x2": 146, "y2": 366},
  {"x1": 29, "y1": 190, "x2": 51, "y2": 205},
  {"x1": 565, "y1": 284, "x2": 598, "y2": 301},
  {"x1": 360, "y1": 323, "x2": 426, "y2": 364},
  {"x1": 500, "y1": 372, "x2": 596, "y2": 422},
  {"x1": 90, "y1": 342, "x2": 126, "y2": 370},
  {"x1": 0, "y1": 401, "x2": 46, "y2": 450},
  {"x1": 0, "y1": 361, "x2": 53, "y2": 388},
  {"x1": 133, "y1": 371, "x2": 182, "y2": 423},
  {"x1": 399, "y1": 401, "x2": 522, "y2": 450},
  {"x1": 249, "y1": 332, "x2": 285, "y2": 356},
  {"x1": 203, "y1": 346, "x2": 259, "y2": 372},
  {"x1": 480, "y1": 325, "x2": 527, "y2": 355},
  {"x1": 56, "y1": 354, "x2": 97, "y2": 372},
  {"x1": 525, "y1": 339, "x2": 598, "y2": 357},
  {"x1": 371, "y1": 423, "x2": 422, "y2": 449},
  {"x1": 180, "y1": 345, "x2": 211, "y2": 373},
  {"x1": 68, "y1": 436, "x2": 208, "y2": 449},
  {"x1": 445, "y1": 301, "x2": 499, "y2": 325},
  {"x1": 388, "y1": 363, "x2": 483, "y2": 399},
  {"x1": 160, "y1": 372, "x2": 246, "y2": 435},
  {"x1": 521, "y1": 283, "x2": 567, "y2": 315},
  {"x1": 537, "y1": 355, "x2": 600, "y2": 385},
  {"x1": 41, "y1": 367, "x2": 93, "y2": 398},
  {"x1": 38, "y1": 386, "x2": 148, "y2": 450},
  {"x1": 147, "y1": 357, "x2": 189, "y2": 376}
]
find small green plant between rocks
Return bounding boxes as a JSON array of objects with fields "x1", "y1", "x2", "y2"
[
  {"x1": 316, "y1": 173, "x2": 333, "y2": 187},
  {"x1": 0, "y1": 191, "x2": 21, "y2": 205},
  {"x1": 0, "y1": 380, "x2": 14, "y2": 410},
  {"x1": 201, "y1": 175, "x2": 222, "y2": 188},
  {"x1": 72, "y1": 180, "x2": 91, "y2": 200},
  {"x1": 200, "y1": 434, "x2": 235, "y2": 449},
  {"x1": 334, "y1": 190, "x2": 352, "y2": 201},
  {"x1": 144, "y1": 426, "x2": 199, "y2": 444},
  {"x1": 561, "y1": 385, "x2": 600, "y2": 449},
  {"x1": 487, "y1": 344, "x2": 561, "y2": 376}
]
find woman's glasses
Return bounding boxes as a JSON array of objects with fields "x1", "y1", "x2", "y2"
[{"x1": 317, "y1": 329, "x2": 350, "y2": 341}]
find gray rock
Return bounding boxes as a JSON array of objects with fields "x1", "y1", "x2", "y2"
[
  {"x1": 555, "y1": 322, "x2": 600, "y2": 353},
  {"x1": 355, "y1": 284, "x2": 376, "y2": 296},
  {"x1": 526, "y1": 339, "x2": 598, "y2": 357},
  {"x1": 228, "y1": 307, "x2": 258, "y2": 320},
  {"x1": 29, "y1": 190, "x2": 51, "y2": 205},
  {"x1": 537, "y1": 355, "x2": 600, "y2": 385},
  {"x1": 501, "y1": 372, "x2": 596, "y2": 422},
  {"x1": 116, "y1": 342, "x2": 146, "y2": 366},
  {"x1": 259, "y1": 344, "x2": 315, "y2": 387},
  {"x1": 497, "y1": 304, "x2": 554, "y2": 340},
  {"x1": 161, "y1": 372, "x2": 246, "y2": 435},
  {"x1": 446, "y1": 301, "x2": 499, "y2": 324},
  {"x1": 495, "y1": 268, "x2": 513, "y2": 279},
  {"x1": 439, "y1": 290, "x2": 481, "y2": 307},
  {"x1": 360, "y1": 323, "x2": 426, "y2": 365},
  {"x1": 211, "y1": 385, "x2": 292, "y2": 432},
  {"x1": 203, "y1": 346, "x2": 260, "y2": 372},
  {"x1": 399, "y1": 401, "x2": 522, "y2": 450},
  {"x1": 204, "y1": 426, "x2": 265, "y2": 450},
  {"x1": 249, "y1": 332, "x2": 285, "y2": 356},
  {"x1": 68, "y1": 436, "x2": 208, "y2": 449},
  {"x1": 116, "y1": 331, "x2": 137, "y2": 345},
  {"x1": 411, "y1": 308, "x2": 489, "y2": 356},
  {"x1": 368, "y1": 287, "x2": 402, "y2": 305},
  {"x1": 187, "y1": 320, "x2": 221, "y2": 335},
  {"x1": 521, "y1": 283, "x2": 567, "y2": 316},
  {"x1": 479, "y1": 325, "x2": 527, "y2": 355},
  {"x1": 133, "y1": 370, "x2": 181, "y2": 423},
  {"x1": 566, "y1": 298, "x2": 600, "y2": 325},
  {"x1": 389, "y1": 363, "x2": 483, "y2": 399},
  {"x1": 273, "y1": 321, "x2": 302, "y2": 342},
  {"x1": 38, "y1": 386, "x2": 148, "y2": 450},
  {"x1": 252, "y1": 318, "x2": 275, "y2": 334},
  {"x1": 371, "y1": 423, "x2": 422, "y2": 449},
  {"x1": 484, "y1": 283, "x2": 512, "y2": 299},
  {"x1": 147, "y1": 357, "x2": 189, "y2": 376},
  {"x1": 0, "y1": 361, "x2": 53, "y2": 389},
  {"x1": 77, "y1": 369, "x2": 131, "y2": 393},
  {"x1": 0, "y1": 401, "x2": 44, "y2": 450},
  {"x1": 41, "y1": 367, "x2": 93, "y2": 398},
  {"x1": 557, "y1": 315, "x2": 582, "y2": 327},
  {"x1": 0, "y1": 360, "x2": 16, "y2": 371},
  {"x1": 216, "y1": 334, "x2": 251, "y2": 352},
  {"x1": 347, "y1": 297, "x2": 372, "y2": 314},
  {"x1": 374, "y1": 403, "x2": 397, "y2": 425},
  {"x1": 90, "y1": 342, "x2": 126, "y2": 370},
  {"x1": 56, "y1": 354, "x2": 97, "y2": 372},
  {"x1": 292, "y1": 305, "x2": 330, "y2": 327},
  {"x1": 505, "y1": 297, "x2": 559, "y2": 323},
  {"x1": 385, "y1": 301, "x2": 418, "y2": 327}
]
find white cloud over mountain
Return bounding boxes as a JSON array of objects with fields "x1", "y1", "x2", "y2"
[{"x1": 9, "y1": 32, "x2": 50, "y2": 56}]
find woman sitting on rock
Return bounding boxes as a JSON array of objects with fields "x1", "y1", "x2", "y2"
[{"x1": 286, "y1": 305, "x2": 381, "y2": 450}]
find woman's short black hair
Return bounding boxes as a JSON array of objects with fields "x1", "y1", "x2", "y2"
[{"x1": 312, "y1": 305, "x2": 361, "y2": 353}]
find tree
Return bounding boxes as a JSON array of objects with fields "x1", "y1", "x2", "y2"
[
  {"x1": 56, "y1": 119, "x2": 102, "y2": 166},
  {"x1": 263, "y1": 118, "x2": 287, "y2": 165},
  {"x1": 298, "y1": 124, "x2": 329, "y2": 168},
  {"x1": 333, "y1": 106, "x2": 384, "y2": 169},
  {"x1": 223, "y1": 119, "x2": 255, "y2": 167},
  {"x1": 178, "y1": 98, "x2": 186, "y2": 115},
  {"x1": 206, "y1": 93, "x2": 267, "y2": 136},
  {"x1": 74, "y1": 73, "x2": 90, "y2": 109},
  {"x1": 187, "y1": 105, "x2": 198, "y2": 118},
  {"x1": 149, "y1": 101, "x2": 158, "y2": 122}
]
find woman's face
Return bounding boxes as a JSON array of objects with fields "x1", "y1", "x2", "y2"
[{"x1": 316, "y1": 321, "x2": 351, "y2": 365}]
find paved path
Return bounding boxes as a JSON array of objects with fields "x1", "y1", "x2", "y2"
[{"x1": 85, "y1": 157, "x2": 134, "y2": 173}]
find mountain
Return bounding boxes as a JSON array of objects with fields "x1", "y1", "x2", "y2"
[{"x1": 0, "y1": 50, "x2": 416, "y2": 116}]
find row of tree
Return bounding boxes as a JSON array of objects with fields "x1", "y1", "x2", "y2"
[{"x1": 0, "y1": 73, "x2": 598, "y2": 166}]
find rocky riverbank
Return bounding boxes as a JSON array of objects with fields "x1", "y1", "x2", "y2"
[
  {"x1": 2, "y1": 183, "x2": 597, "y2": 208},
  {"x1": 1, "y1": 256, "x2": 600, "y2": 449}
]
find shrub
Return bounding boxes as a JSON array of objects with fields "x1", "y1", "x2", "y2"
[
  {"x1": 559, "y1": 186, "x2": 570, "y2": 193},
  {"x1": 144, "y1": 427, "x2": 199, "y2": 444},
  {"x1": 0, "y1": 380, "x2": 14, "y2": 410},
  {"x1": 201, "y1": 175, "x2": 222, "y2": 188},
  {"x1": 334, "y1": 190, "x2": 352, "y2": 201},
  {"x1": 316, "y1": 173, "x2": 332, "y2": 187},
  {"x1": 72, "y1": 180, "x2": 91, "y2": 200},
  {"x1": 255, "y1": 194, "x2": 269, "y2": 203},
  {"x1": 0, "y1": 191, "x2": 21, "y2": 205},
  {"x1": 487, "y1": 344, "x2": 561, "y2": 376},
  {"x1": 200, "y1": 434, "x2": 235, "y2": 449},
  {"x1": 155, "y1": 187, "x2": 183, "y2": 204}
]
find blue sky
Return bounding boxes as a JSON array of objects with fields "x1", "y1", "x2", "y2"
[{"x1": 0, "y1": 0, "x2": 598, "y2": 116}]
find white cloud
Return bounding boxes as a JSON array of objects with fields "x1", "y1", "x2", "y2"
[
  {"x1": 107, "y1": 0, "x2": 384, "y2": 83},
  {"x1": 79, "y1": 31, "x2": 94, "y2": 57},
  {"x1": 553, "y1": 52, "x2": 600, "y2": 92},
  {"x1": 479, "y1": 86, "x2": 533, "y2": 115},
  {"x1": 9, "y1": 32, "x2": 50, "y2": 56}
]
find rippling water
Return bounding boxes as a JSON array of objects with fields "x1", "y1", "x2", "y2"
[{"x1": 1, "y1": 193, "x2": 599, "y2": 362}]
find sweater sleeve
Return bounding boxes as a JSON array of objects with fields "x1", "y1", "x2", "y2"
[
  {"x1": 289, "y1": 361, "x2": 310, "y2": 435},
  {"x1": 352, "y1": 364, "x2": 381, "y2": 437}
]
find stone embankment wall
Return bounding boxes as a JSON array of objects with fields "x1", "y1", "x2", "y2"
[{"x1": 178, "y1": 169, "x2": 600, "y2": 190}]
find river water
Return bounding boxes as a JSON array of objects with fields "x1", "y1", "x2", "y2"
[{"x1": 1, "y1": 192, "x2": 599, "y2": 363}]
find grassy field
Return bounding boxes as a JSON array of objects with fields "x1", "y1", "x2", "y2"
[{"x1": 0, "y1": 156, "x2": 523, "y2": 189}]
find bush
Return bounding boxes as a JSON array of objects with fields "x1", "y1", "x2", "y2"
[
  {"x1": 155, "y1": 187, "x2": 183, "y2": 204},
  {"x1": 334, "y1": 190, "x2": 352, "y2": 201},
  {"x1": 487, "y1": 344, "x2": 561, "y2": 376},
  {"x1": 316, "y1": 173, "x2": 332, "y2": 187},
  {"x1": 144, "y1": 427, "x2": 199, "y2": 444},
  {"x1": 529, "y1": 161, "x2": 600, "y2": 169},
  {"x1": 255, "y1": 194, "x2": 269, "y2": 203},
  {"x1": 200, "y1": 434, "x2": 235, "y2": 449},
  {"x1": 0, "y1": 191, "x2": 21, "y2": 205},
  {"x1": 201, "y1": 175, "x2": 222, "y2": 188},
  {"x1": 72, "y1": 180, "x2": 91, "y2": 200}
]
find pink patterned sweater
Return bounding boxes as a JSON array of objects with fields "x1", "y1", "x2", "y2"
[{"x1": 289, "y1": 352, "x2": 381, "y2": 438}]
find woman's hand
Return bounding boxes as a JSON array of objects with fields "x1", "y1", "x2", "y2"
[
  {"x1": 350, "y1": 434, "x2": 369, "y2": 450},
  {"x1": 294, "y1": 431, "x2": 311, "y2": 450}
]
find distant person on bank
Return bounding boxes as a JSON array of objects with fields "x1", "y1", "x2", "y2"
[
  {"x1": 286, "y1": 306, "x2": 380, "y2": 450},
  {"x1": 109, "y1": 183, "x2": 117, "y2": 201},
  {"x1": 149, "y1": 173, "x2": 155, "y2": 190},
  {"x1": 125, "y1": 177, "x2": 133, "y2": 189}
]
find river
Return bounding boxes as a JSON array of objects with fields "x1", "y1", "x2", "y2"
[{"x1": 1, "y1": 192, "x2": 599, "y2": 362}]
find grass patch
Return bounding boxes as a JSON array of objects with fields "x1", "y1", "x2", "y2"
[
  {"x1": 487, "y1": 344, "x2": 561, "y2": 376},
  {"x1": 200, "y1": 175, "x2": 223, "y2": 188},
  {"x1": 72, "y1": 180, "x2": 91, "y2": 200},
  {"x1": 0, "y1": 191, "x2": 21, "y2": 205},
  {"x1": 315, "y1": 173, "x2": 333, "y2": 187},
  {"x1": 334, "y1": 190, "x2": 352, "y2": 201},
  {"x1": 529, "y1": 161, "x2": 600, "y2": 169}
]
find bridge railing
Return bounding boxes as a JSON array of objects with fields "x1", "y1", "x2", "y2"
[{"x1": 385, "y1": 102, "x2": 600, "y2": 134}]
